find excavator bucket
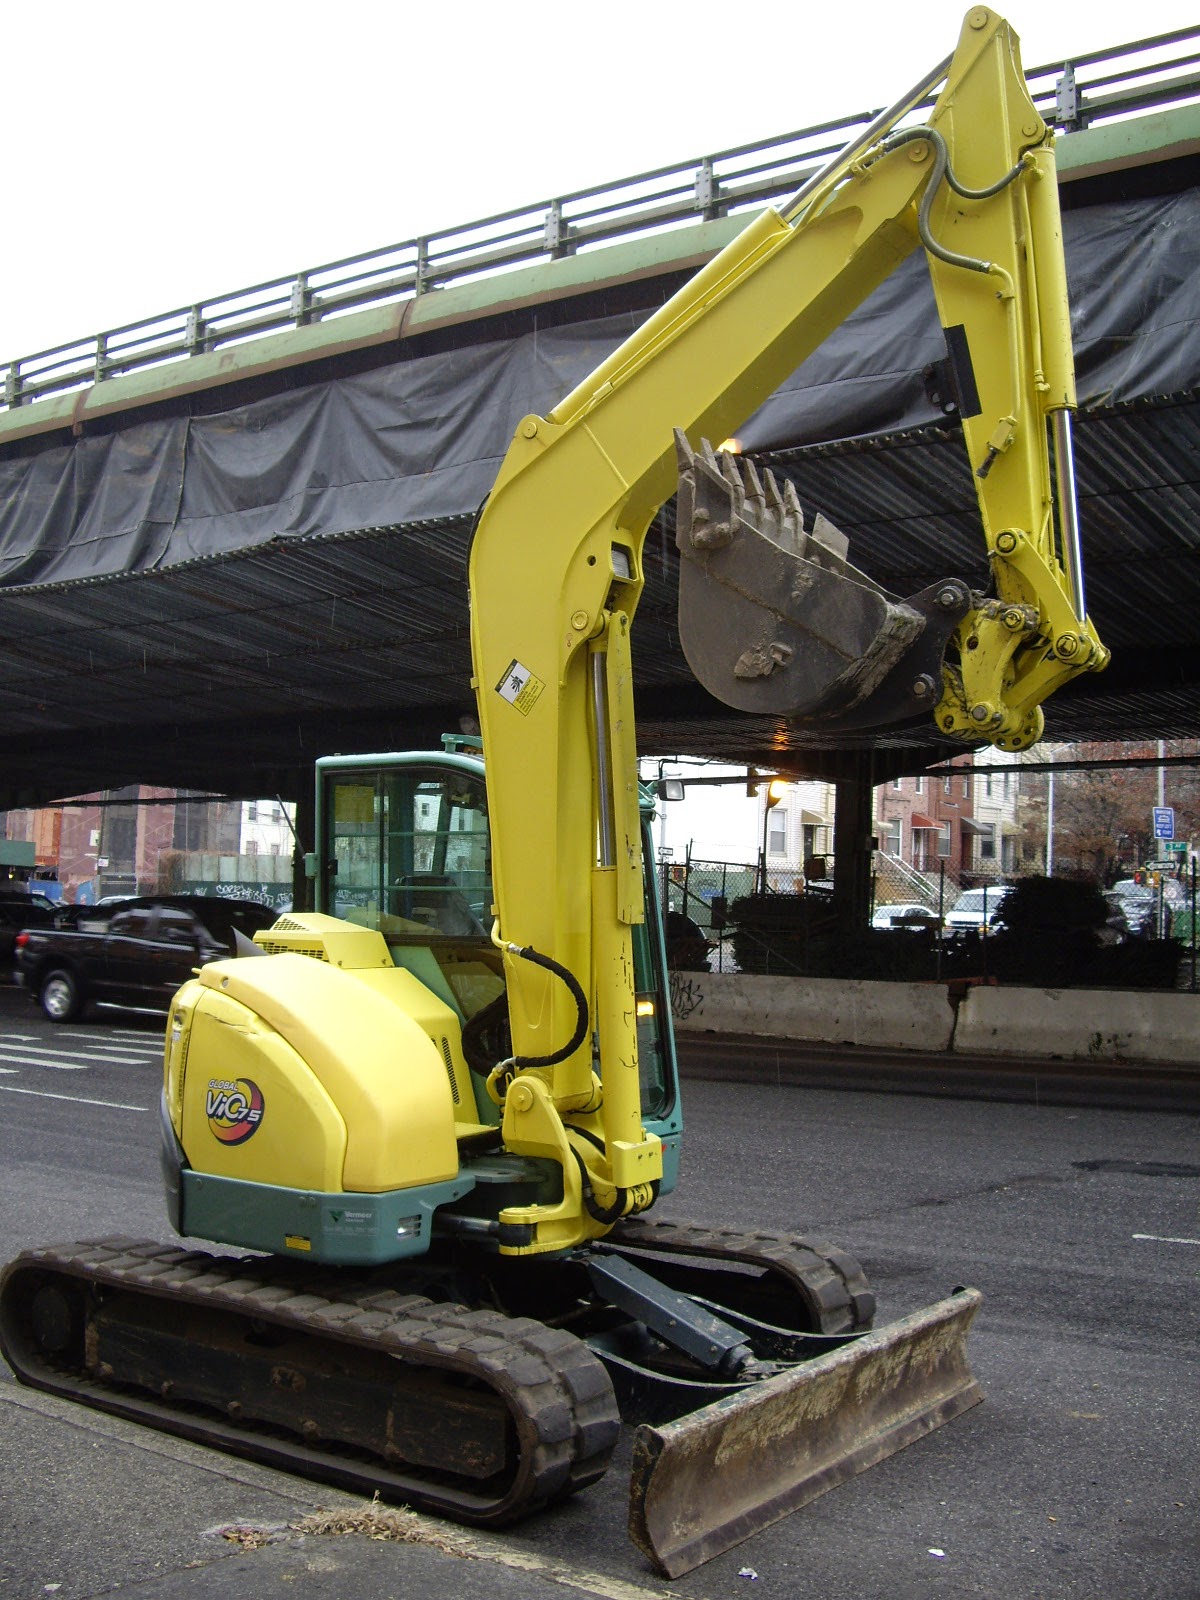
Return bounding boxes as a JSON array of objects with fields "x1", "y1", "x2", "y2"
[
  {"x1": 674, "y1": 432, "x2": 972, "y2": 731},
  {"x1": 628, "y1": 1287, "x2": 982, "y2": 1578}
]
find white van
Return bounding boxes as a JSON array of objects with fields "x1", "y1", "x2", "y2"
[{"x1": 944, "y1": 884, "x2": 1014, "y2": 933}]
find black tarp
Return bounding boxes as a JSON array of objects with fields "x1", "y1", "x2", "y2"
[{"x1": 2, "y1": 190, "x2": 1198, "y2": 591}]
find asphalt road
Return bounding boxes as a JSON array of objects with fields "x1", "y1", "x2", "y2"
[{"x1": 0, "y1": 983, "x2": 1197, "y2": 1599}]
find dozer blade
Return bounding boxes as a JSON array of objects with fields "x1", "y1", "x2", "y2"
[
  {"x1": 628, "y1": 1286, "x2": 982, "y2": 1578},
  {"x1": 674, "y1": 432, "x2": 972, "y2": 731}
]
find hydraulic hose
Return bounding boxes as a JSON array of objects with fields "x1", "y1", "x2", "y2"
[
  {"x1": 569, "y1": 1142, "x2": 661, "y2": 1226},
  {"x1": 876, "y1": 125, "x2": 1027, "y2": 276},
  {"x1": 570, "y1": 1146, "x2": 627, "y2": 1225},
  {"x1": 504, "y1": 942, "x2": 589, "y2": 1070}
]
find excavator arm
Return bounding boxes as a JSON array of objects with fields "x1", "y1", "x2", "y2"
[{"x1": 468, "y1": 7, "x2": 1106, "y2": 1251}]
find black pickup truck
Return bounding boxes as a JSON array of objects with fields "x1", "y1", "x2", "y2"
[{"x1": 14, "y1": 895, "x2": 278, "y2": 1022}]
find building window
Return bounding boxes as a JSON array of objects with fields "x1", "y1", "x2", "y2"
[
  {"x1": 890, "y1": 777, "x2": 902, "y2": 790},
  {"x1": 962, "y1": 776, "x2": 969, "y2": 798},
  {"x1": 979, "y1": 823, "x2": 997, "y2": 861},
  {"x1": 937, "y1": 823, "x2": 952, "y2": 859},
  {"x1": 943, "y1": 776, "x2": 952, "y2": 794},
  {"x1": 767, "y1": 810, "x2": 788, "y2": 856},
  {"x1": 914, "y1": 776, "x2": 924, "y2": 794},
  {"x1": 881, "y1": 817, "x2": 902, "y2": 856}
]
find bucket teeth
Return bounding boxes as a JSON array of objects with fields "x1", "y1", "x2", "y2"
[
  {"x1": 809, "y1": 510, "x2": 847, "y2": 564},
  {"x1": 676, "y1": 430, "x2": 856, "y2": 568},
  {"x1": 672, "y1": 430, "x2": 972, "y2": 729}
]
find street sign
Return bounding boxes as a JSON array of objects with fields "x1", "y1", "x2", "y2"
[
  {"x1": 1164, "y1": 840, "x2": 1188, "y2": 854},
  {"x1": 1152, "y1": 806, "x2": 1175, "y2": 840}
]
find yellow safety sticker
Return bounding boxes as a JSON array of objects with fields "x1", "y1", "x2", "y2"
[{"x1": 496, "y1": 658, "x2": 544, "y2": 716}]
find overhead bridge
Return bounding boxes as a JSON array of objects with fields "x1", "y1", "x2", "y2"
[{"x1": 1, "y1": 25, "x2": 1198, "y2": 806}]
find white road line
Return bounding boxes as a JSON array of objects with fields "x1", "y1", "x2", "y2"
[
  {"x1": 0, "y1": 1084, "x2": 147, "y2": 1111},
  {"x1": 62, "y1": 1035, "x2": 157, "y2": 1048},
  {"x1": 0, "y1": 1041, "x2": 158, "y2": 1059},
  {"x1": 80, "y1": 1030, "x2": 163, "y2": 1042},
  {"x1": 0, "y1": 1055, "x2": 88, "y2": 1071},
  {"x1": 0, "y1": 1048, "x2": 149, "y2": 1069},
  {"x1": 1133, "y1": 1233, "x2": 1200, "y2": 1246},
  {"x1": 19, "y1": 1043, "x2": 161, "y2": 1060}
]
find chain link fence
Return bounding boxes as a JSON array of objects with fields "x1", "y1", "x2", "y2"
[{"x1": 659, "y1": 852, "x2": 1198, "y2": 989}]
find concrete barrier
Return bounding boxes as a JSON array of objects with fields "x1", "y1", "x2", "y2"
[
  {"x1": 669, "y1": 970, "x2": 1200, "y2": 1065},
  {"x1": 955, "y1": 983, "x2": 1200, "y2": 1063},
  {"x1": 668, "y1": 970, "x2": 955, "y2": 1052}
]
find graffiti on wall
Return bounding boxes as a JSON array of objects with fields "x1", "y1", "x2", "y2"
[{"x1": 668, "y1": 970, "x2": 706, "y2": 1020}]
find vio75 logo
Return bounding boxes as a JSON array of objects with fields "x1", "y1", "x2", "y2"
[{"x1": 206, "y1": 1078, "x2": 265, "y2": 1144}]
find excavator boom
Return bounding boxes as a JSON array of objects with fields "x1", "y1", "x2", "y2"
[{"x1": 469, "y1": 3, "x2": 1105, "y2": 1244}]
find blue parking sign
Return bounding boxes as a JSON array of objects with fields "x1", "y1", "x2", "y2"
[{"x1": 1152, "y1": 806, "x2": 1175, "y2": 840}]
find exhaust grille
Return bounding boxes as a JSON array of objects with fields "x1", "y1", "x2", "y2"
[
  {"x1": 439, "y1": 1036, "x2": 460, "y2": 1103},
  {"x1": 255, "y1": 939, "x2": 329, "y2": 960}
]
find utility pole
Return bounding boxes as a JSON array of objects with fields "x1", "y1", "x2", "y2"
[{"x1": 756, "y1": 777, "x2": 788, "y2": 894}]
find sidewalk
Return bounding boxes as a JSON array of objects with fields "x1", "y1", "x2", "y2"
[{"x1": 1, "y1": 1380, "x2": 668, "y2": 1600}]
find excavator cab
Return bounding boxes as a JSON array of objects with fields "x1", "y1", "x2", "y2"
[{"x1": 310, "y1": 748, "x2": 682, "y2": 1140}]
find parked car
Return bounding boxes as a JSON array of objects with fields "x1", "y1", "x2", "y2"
[
  {"x1": 944, "y1": 884, "x2": 1015, "y2": 935},
  {"x1": 0, "y1": 889, "x2": 61, "y2": 915},
  {"x1": 1101, "y1": 891, "x2": 1137, "y2": 944},
  {"x1": 14, "y1": 895, "x2": 278, "y2": 1021},
  {"x1": 871, "y1": 902, "x2": 940, "y2": 931},
  {"x1": 1108, "y1": 878, "x2": 1178, "y2": 938}
]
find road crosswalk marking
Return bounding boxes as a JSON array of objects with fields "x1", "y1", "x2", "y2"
[
  {"x1": 0, "y1": 1042, "x2": 159, "y2": 1065},
  {"x1": 0, "y1": 1083, "x2": 147, "y2": 1111}
]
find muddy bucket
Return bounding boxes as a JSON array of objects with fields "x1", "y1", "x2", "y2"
[{"x1": 674, "y1": 432, "x2": 971, "y2": 732}]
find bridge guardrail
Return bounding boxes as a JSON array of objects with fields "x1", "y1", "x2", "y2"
[{"x1": 3, "y1": 25, "x2": 1197, "y2": 414}]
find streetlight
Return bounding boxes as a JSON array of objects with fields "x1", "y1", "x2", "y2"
[{"x1": 759, "y1": 777, "x2": 788, "y2": 893}]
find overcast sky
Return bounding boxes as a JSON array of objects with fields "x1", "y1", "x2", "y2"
[{"x1": 4, "y1": 0, "x2": 1194, "y2": 363}]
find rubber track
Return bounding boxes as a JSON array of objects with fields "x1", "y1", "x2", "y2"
[
  {"x1": 0, "y1": 1237, "x2": 619, "y2": 1525},
  {"x1": 605, "y1": 1217, "x2": 876, "y2": 1333}
]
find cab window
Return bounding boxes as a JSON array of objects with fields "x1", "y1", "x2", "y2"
[{"x1": 324, "y1": 766, "x2": 491, "y2": 940}]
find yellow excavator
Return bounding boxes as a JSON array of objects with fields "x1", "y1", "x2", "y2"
[{"x1": 1, "y1": 9, "x2": 1105, "y2": 1578}]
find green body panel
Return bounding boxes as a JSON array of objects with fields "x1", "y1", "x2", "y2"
[{"x1": 180, "y1": 1168, "x2": 475, "y2": 1265}]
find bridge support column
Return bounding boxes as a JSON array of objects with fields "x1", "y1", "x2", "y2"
[
  {"x1": 832, "y1": 754, "x2": 877, "y2": 932},
  {"x1": 291, "y1": 773, "x2": 314, "y2": 913}
]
